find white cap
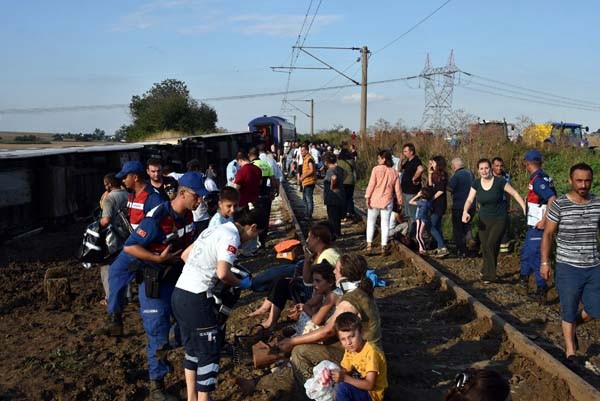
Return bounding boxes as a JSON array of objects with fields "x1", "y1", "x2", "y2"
[{"x1": 284, "y1": 142, "x2": 290, "y2": 147}]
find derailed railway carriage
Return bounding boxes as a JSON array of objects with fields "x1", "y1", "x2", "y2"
[{"x1": 0, "y1": 131, "x2": 259, "y2": 241}]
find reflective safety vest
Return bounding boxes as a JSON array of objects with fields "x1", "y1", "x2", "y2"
[{"x1": 252, "y1": 159, "x2": 273, "y2": 193}]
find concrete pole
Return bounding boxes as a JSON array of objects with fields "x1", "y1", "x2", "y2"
[
  {"x1": 310, "y1": 99, "x2": 314, "y2": 136},
  {"x1": 360, "y1": 46, "x2": 368, "y2": 138}
]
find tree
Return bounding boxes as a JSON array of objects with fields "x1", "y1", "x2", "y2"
[
  {"x1": 126, "y1": 79, "x2": 218, "y2": 141},
  {"x1": 448, "y1": 108, "x2": 478, "y2": 135},
  {"x1": 92, "y1": 128, "x2": 106, "y2": 140}
]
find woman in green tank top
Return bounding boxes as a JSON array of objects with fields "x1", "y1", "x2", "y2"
[{"x1": 462, "y1": 158, "x2": 526, "y2": 283}]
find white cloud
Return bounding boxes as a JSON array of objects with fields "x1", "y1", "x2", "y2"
[
  {"x1": 111, "y1": 0, "x2": 217, "y2": 32},
  {"x1": 342, "y1": 93, "x2": 387, "y2": 104},
  {"x1": 112, "y1": 3, "x2": 340, "y2": 37},
  {"x1": 229, "y1": 14, "x2": 340, "y2": 38}
]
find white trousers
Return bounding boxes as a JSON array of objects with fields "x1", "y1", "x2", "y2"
[{"x1": 366, "y1": 207, "x2": 392, "y2": 246}]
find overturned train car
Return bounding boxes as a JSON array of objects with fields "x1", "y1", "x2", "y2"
[{"x1": 0, "y1": 131, "x2": 258, "y2": 241}]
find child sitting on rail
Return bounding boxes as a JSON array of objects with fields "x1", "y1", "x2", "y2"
[
  {"x1": 410, "y1": 186, "x2": 434, "y2": 255},
  {"x1": 331, "y1": 312, "x2": 388, "y2": 401},
  {"x1": 289, "y1": 261, "x2": 341, "y2": 336},
  {"x1": 208, "y1": 187, "x2": 240, "y2": 228}
]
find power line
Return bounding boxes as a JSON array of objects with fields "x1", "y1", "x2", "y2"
[
  {"x1": 372, "y1": 0, "x2": 452, "y2": 56},
  {"x1": 281, "y1": 0, "x2": 318, "y2": 113},
  {"x1": 4, "y1": 72, "x2": 600, "y2": 115},
  {"x1": 457, "y1": 85, "x2": 600, "y2": 112},
  {"x1": 0, "y1": 76, "x2": 414, "y2": 115},
  {"x1": 464, "y1": 72, "x2": 600, "y2": 108},
  {"x1": 463, "y1": 79, "x2": 600, "y2": 110}
]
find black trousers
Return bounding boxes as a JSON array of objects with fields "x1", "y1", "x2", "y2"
[
  {"x1": 327, "y1": 204, "x2": 343, "y2": 237},
  {"x1": 452, "y1": 209, "x2": 471, "y2": 254},
  {"x1": 257, "y1": 195, "x2": 272, "y2": 248}
]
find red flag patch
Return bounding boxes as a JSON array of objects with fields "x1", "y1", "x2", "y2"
[
  {"x1": 227, "y1": 245, "x2": 237, "y2": 255},
  {"x1": 136, "y1": 228, "x2": 147, "y2": 238}
]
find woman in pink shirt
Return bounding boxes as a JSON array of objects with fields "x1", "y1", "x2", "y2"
[{"x1": 364, "y1": 150, "x2": 403, "y2": 255}]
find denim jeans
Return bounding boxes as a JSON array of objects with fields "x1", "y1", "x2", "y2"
[
  {"x1": 303, "y1": 184, "x2": 315, "y2": 218},
  {"x1": 430, "y1": 213, "x2": 446, "y2": 249}
]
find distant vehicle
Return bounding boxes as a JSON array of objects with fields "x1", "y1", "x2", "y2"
[
  {"x1": 523, "y1": 122, "x2": 590, "y2": 148},
  {"x1": 248, "y1": 115, "x2": 296, "y2": 157}
]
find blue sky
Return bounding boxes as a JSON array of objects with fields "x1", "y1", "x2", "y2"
[{"x1": 1, "y1": 0, "x2": 599, "y2": 135}]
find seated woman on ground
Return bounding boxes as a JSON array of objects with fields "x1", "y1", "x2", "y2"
[
  {"x1": 248, "y1": 222, "x2": 340, "y2": 329},
  {"x1": 444, "y1": 368, "x2": 510, "y2": 401},
  {"x1": 278, "y1": 253, "x2": 383, "y2": 384},
  {"x1": 290, "y1": 260, "x2": 341, "y2": 336}
]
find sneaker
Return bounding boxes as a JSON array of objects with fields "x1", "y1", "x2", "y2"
[{"x1": 433, "y1": 247, "x2": 449, "y2": 258}]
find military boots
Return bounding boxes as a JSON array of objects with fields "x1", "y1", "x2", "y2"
[
  {"x1": 149, "y1": 379, "x2": 177, "y2": 401},
  {"x1": 94, "y1": 313, "x2": 123, "y2": 337}
]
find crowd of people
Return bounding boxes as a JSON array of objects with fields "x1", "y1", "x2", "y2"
[{"x1": 89, "y1": 139, "x2": 598, "y2": 401}]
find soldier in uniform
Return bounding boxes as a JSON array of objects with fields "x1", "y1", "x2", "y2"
[
  {"x1": 115, "y1": 172, "x2": 207, "y2": 400},
  {"x1": 101, "y1": 161, "x2": 163, "y2": 335},
  {"x1": 519, "y1": 150, "x2": 556, "y2": 302}
]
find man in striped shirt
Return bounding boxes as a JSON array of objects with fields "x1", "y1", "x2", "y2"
[{"x1": 541, "y1": 162, "x2": 600, "y2": 367}]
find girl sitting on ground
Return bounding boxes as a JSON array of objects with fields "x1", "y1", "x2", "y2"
[
  {"x1": 410, "y1": 186, "x2": 434, "y2": 255},
  {"x1": 290, "y1": 261, "x2": 341, "y2": 336}
]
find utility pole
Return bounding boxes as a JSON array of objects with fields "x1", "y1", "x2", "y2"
[
  {"x1": 272, "y1": 46, "x2": 363, "y2": 137},
  {"x1": 360, "y1": 46, "x2": 369, "y2": 139},
  {"x1": 310, "y1": 99, "x2": 314, "y2": 136}
]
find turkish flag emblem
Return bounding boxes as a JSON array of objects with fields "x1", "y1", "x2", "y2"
[{"x1": 227, "y1": 245, "x2": 237, "y2": 255}]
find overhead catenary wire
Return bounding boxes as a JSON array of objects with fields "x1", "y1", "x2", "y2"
[
  {"x1": 281, "y1": 0, "x2": 319, "y2": 113},
  {"x1": 371, "y1": 0, "x2": 453, "y2": 57},
  {"x1": 3, "y1": 72, "x2": 599, "y2": 115}
]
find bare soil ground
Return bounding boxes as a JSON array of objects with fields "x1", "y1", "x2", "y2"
[{"x1": 0, "y1": 186, "x2": 597, "y2": 401}]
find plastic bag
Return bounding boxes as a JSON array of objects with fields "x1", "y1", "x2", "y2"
[{"x1": 304, "y1": 360, "x2": 339, "y2": 401}]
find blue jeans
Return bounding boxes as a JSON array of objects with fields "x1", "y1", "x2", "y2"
[
  {"x1": 336, "y1": 382, "x2": 372, "y2": 401},
  {"x1": 556, "y1": 263, "x2": 600, "y2": 322},
  {"x1": 520, "y1": 227, "x2": 546, "y2": 287},
  {"x1": 252, "y1": 262, "x2": 300, "y2": 292},
  {"x1": 139, "y1": 280, "x2": 175, "y2": 381},
  {"x1": 430, "y1": 213, "x2": 446, "y2": 249},
  {"x1": 303, "y1": 184, "x2": 315, "y2": 218}
]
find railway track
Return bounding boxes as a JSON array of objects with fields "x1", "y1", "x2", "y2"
[
  {"x1": 1, "y1": 176, "x2": 598, "y2": 401},
  {"x1": 225, "y1": 179, "x2": 600, "y2": 401}
]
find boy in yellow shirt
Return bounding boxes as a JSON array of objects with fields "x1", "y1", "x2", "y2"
[{"x1": 331, "y1": 312, "x2": 387, "y2": 401}]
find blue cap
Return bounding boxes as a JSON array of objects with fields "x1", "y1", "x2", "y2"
[
  {"x1": 179, "y1": 172, "x2": 209, "y2": 196},
  {"x1": 524, "y1": 150, "x2": 542, "y2": 163},
  {"x1": 116, "y1": 160, "x2": 146, "y2": 179}
]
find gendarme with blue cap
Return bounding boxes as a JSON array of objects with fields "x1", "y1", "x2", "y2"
[
  {"x1": 179, "y1": 172, "x2": 209, "y2": 196},
  {"x1": 115, "y1": 160, "x2": 146, "y2": 179},
  {"x1": 524, "y1": 150, "x2": 542, "y2": 163}
]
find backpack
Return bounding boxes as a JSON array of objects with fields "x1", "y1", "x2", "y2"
[
  {"x1": 76, "y1": 220, "x2": 106, "y2": 264},
  {"x1": 76, "y1": 220, "x2": 126, "y2": 266}
]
